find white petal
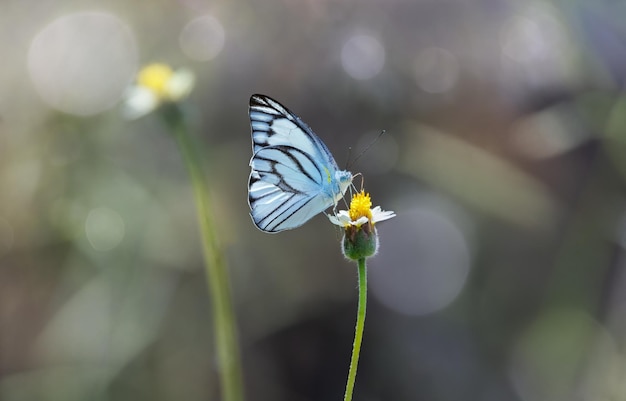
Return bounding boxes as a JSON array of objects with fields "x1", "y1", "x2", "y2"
[
  {"x1": 354, "y1": 216, "x2": 369, "y2": 226},
  {"x1": 327, "y1": 210, "x2": 352, "y2": 226},
  {"x1": 166, "y1": 68, "x2": 195, "y2": 100},
  {"x1": 327, "y1": 214, "x2": 343, "y2": 226},
  {"x1": 371, "y1": 207, "x2": 396, "y2": 223},
  {"x1": 336, "y1": 210, "x2": 352, "y2": 221},
  {"x1": 123, "y1": 86, "x2": 158, "y2": 119}
]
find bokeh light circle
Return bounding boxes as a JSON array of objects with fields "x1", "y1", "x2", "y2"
[
  {"x1": 509, "y1": 309, "x2": 616, "y2": 401},
  {"x1": 501, "y1": 17, "x2": 547, "y2": 64},
  {"x1": 369, "y1": 207, "x2": 471, "y2": 316},
  {"x1": 179, "y1": 15, "x2": 225, "y2": 61},
  {"x1": 341, "y1": 34, "x2": 385, "y2": 80},
  {"x1": 27, "y1": 12, "x2": 137, "y2": 116},
  {"x1": 85, "y1": 207, "x2": 125, "y2": 251},
  {"x1": 413, "y1": 47, "x2": 459, "y2": 93}
]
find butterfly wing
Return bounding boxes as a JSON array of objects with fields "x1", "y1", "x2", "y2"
[
  {"x1": 249, "y1": 94, "x2": 339, "y2": 167},
  {"x1": 248, "y1": 94, "x2": 348, "y2": 233},
  {"x1": 249, "y1": 145, "x2": 338, "y2": 232}
]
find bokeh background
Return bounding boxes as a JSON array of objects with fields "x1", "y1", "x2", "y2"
[{"x1": 2, "y1": 0, "x2": 626, "y2": 400}]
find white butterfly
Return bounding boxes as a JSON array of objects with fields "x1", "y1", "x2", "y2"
[{"x1": 248, "y1": 94, "x2": 353, "y2": 233}]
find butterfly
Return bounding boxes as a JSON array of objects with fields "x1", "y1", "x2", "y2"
[{"x1": 248, "y1": 94, "x2": 353, "y2": 233}]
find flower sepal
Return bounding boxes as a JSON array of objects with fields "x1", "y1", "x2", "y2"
[{"x1": 343, "y1": 222, "x2": 378, "y2": 260}]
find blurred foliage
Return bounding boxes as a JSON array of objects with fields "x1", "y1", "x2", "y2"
[{"x1": 3, "y1": 0, "x2": 626, "y2": 400}]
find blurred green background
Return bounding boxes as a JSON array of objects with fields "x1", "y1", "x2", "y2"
[{"x1": 3, "y1": 0, "x2": 626, "y2": 400}]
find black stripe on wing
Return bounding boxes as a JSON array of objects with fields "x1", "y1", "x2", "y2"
[
  {"x1": 250, "y1": 94, "x2": 291, "y2": 118},
  {"x1": 256, "y1": 192, "x2": 316, "y2": 232},
  {"x1": 249, "y1": 94, "x2": 327, "y2": 158},
  {"x1": 248, "y1": 144, "x2": 332, "y2": 232},
  {"x1": 249, "y1": 145, "x2": 324, "y2": 195},
  {"x1": 249, "y1": 95, "x2": 291, "y2": 153}
]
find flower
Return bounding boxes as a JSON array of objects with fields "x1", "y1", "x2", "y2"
[
  {"x1": 328, "y1": 190, "x2": 395, "y2": 260},
  {"x1": 123, "y1": 63, "x2": 195, "y2": 119}
]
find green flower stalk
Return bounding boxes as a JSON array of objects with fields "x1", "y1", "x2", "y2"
[
  {"x1": 124, "y1": 63, "x2": 244, "y2": 401},
  {"x1": 328, "y1": 191, "x2": 395, "y2": 401}
]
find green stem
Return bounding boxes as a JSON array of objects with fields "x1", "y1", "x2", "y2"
[
  {"x1": 344, "y1": 257, "x2": 367, "y2": 401},
  {"x1": 171, "y1": 111, "x2": 244, "y2": 401}
]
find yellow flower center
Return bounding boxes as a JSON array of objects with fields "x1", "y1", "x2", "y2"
[
  {"x1": 137, "y1": 63, "x2": 173, "y2": 99},
  {"x1": 349, "y1": 190, "x2": 373, "y2": 222}
]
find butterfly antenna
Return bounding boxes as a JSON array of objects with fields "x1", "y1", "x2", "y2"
[
  {"x1": 344, "y1": 147, "x2": 353, "y2": 170},
  {"x1": 346, "y1": 130, "x2": 386, "y2": 170}
]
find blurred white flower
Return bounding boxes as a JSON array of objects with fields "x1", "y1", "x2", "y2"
[{"x1": 123, "y1": 63, "x2": 195, "y2": 119}]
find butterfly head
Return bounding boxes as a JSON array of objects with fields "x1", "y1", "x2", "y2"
[{"x1": 335, "y1": 170, "x2": 353, "y2": 198}]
